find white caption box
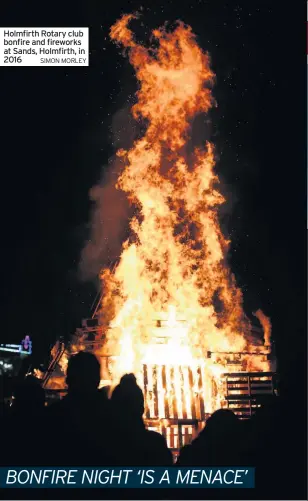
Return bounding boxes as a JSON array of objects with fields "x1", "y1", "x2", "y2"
[{"x1": 0, "y1": 28, "x2": 89, "y2": 66}]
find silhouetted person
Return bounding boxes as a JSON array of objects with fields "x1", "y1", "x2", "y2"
[
  {"x1": 99, "y1": 384, "x2": 110, "y2": 403},
  {"x1": 1, "y1": 376, "x2": 46, "y2": 465},
  {"x1": 177, "y1": 409, "x2": 243, "y2": 466},
  {"x1": 44, "y1": 351, "x2": 115, "y2": 465},
  {"x1": 11, "y1": 375, "x2": 45, "y2": 415},
  {"x1": 111, "y1": 373, "x2": 173, "y2": 465},
  {"x1": 248, "y1": 395, "x2": 297, "y2": 497}
]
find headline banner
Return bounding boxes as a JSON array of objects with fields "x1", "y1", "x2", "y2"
[{"x1": 0, "y1": 467, "x2": 255, "y2": 488}]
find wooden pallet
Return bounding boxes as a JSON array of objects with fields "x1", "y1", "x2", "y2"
[{"x1": 224, "y1": 371, "x2": 277, "y2": 418}]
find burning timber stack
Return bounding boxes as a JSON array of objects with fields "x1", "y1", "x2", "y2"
[
  {"x1": 39, "y1": 309, "x2": 277, "y2": 454},
  {"x1": 36, "y1": 15, "x2": 279, "y2": 455}
]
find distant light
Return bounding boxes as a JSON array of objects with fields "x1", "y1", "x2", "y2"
[
  {"x1": 21, "y1": 335, "x2": 32, "y2": 353},
  {"x1": 0, "y1": 347, "x2": 20, "y2": 353},
  {"x1": 0, "y1": 336, "x2": 32, "y2": 355}
]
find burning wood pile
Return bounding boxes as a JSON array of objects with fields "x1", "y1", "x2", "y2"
[{"x1": 40, "y1": 14, "x2": 277, "y2": 449}]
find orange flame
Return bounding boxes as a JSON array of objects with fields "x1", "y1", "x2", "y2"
[
  {"x1": 93, "y1": 15, "x2": 271, "y2": 414},
  {"x1": 254, "y1": 309, "x2": 272, "y2": 348}
]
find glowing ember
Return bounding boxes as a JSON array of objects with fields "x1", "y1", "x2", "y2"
[{"x1": 33, "y1": 368, "x2": 44, "y2": 379}]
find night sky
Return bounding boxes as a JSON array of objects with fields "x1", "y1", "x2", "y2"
[{"x1": 1, "y1": 0, "x2": 305, "y2": 394}]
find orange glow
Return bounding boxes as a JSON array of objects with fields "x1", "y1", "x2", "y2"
[
  {"x1": 46, "y1": 15, "x2": 272, "y2": 414},
  {"x1": 91, "y1": 14, "x2": 272, "y2": 416},
  {"x1": 254, "y1": 309, "x2": 272, "y2": 347}
]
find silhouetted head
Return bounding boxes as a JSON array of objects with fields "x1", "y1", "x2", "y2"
[
  {"x1": 205, "y1": 409, "x2": 239, "y2": 437},
  {"x1": 256, "y1": 394, "x2": 278, "y2": 415},
  {"x1": 111, "y1": 373, "x2": 144, "y2": 419},
  {"x1": 253, "y1": 395, "x2": 281, "y2": 433},
  {"x1": 13, "y1": 376, "x2": 45, "y2": 412},
  {"x1": 98, "y1": 385, "x2": 110, "y2": 403},
  {"x1": 66, "y1": 351, "x2": 100, "y2": 394}
]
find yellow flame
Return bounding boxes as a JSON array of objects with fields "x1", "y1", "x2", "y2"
[
  {"x1": 97, "y1": 14, "x2": 272, "y2": 415},
  {"x1": 46, "y1": 15, "x2": 271, "y2": 413}
]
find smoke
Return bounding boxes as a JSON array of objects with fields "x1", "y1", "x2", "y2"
[{"x1": 79, "y1": 106, "x2": 137, "y2": 281}]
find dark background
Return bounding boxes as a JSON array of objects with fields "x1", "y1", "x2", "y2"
[{"x1": 1, "y1": 1, "x2": 305, "y2": 398}]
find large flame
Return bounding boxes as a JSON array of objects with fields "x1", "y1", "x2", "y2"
[{"x1": 95, "y1": 15, "x2": 270, "y2": 414}]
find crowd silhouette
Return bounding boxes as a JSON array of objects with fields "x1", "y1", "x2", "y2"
[{"x1": 0, "y1": 351, "x2": 306, "y2": 499}]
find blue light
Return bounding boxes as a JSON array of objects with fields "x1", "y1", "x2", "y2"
[{"x1": 0, "y1": 337, "x2": 32, "y2": 355}]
